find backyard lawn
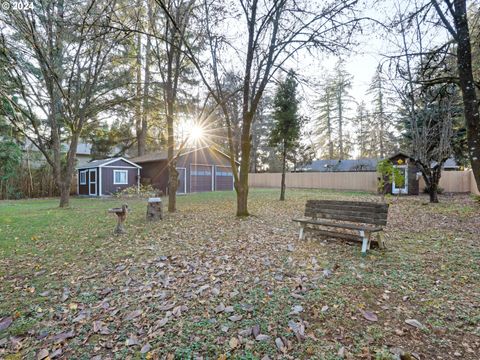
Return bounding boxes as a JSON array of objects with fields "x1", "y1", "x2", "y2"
[{"x1": 0, "y1": 189, "x2": 479, "y2": 359}]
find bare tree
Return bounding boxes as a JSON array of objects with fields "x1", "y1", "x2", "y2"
[
  {"x1": 0, "y1": 0, "x2": 128, "y2": 207},
  {"x1": 430, "y1": 0, "x2": 480, "y2": 192},
  {"x1": 409, "y1": 84, "x2": 457, "y2": 203},
  {"x1": 153, "y1": 0, "x2": 197, "y2": 213},
  {"x1": 202, "y1": 0, "x2": 361, "y2": 215}
]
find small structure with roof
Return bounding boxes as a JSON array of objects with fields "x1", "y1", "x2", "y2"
[
  {"x1": 131, "y1": 146, "x2": 237, "y2": 194},
  {"x1": 387, "y1": 152, "x2": 420, "y2": 195},
  {"x1": 76, "y1": 158, "x2": 141, "y2": 196}
]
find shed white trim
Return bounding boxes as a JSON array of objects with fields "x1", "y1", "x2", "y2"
[
  {"x1": 88, "y1": 169, "x2": 97, "y2": 196},
  {"x1": 102, "y1": 166, "x2": 138, "y2": 169},
  {"x1": 99, "y1": 167, "x2": 102, "y2": 196},
  {"x1": 137, "y1": 168, "x2": 140, "y2": 193},
  {"x1": 76, "y1": 157, "x2": 142, "y2": 170}
]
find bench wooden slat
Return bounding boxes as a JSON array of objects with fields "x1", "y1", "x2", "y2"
[
  {"x1": 305, "y1": 208, "x2": 388, "y2": 219},
  {"x1": 304, "y1": 213, "x2": 387, "y2": 226},
  {"x1": 305, "y1": 204, "x2": 388, "y2": 214},
  {"x1": 292, "y1": 218, "x2": 383, "y2": 232},
  {"x1": 305, "y1": 204, "x2": 388, "y2": 211},
  {"x1": 306, "y1": 200, "x2": 388, "y2": 210}
]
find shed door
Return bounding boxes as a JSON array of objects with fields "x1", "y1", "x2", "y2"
[
  {"x1": 177, "y1": 168, "x2": 186, "y2": 194},
  {"x1": 215, "y1": 166, "x2": 233, "y2": 191},
  {"x1": 89, "y1": 169, "x2": 97, "y2": 196},
  {"x1": 392, "y1": 165, "x2": 408, "y2": 194},
  {"x1": 190, "y1": 164, "x2": 213, "y2": 192}
]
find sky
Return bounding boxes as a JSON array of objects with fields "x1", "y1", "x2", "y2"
[{"x1": 281, "y1": 0, "x2": 452, "y2": 158}]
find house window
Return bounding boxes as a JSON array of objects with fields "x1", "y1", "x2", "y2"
[
  {"x1": 79, "y1": 171, "x2": 87, "y2": 185},
  {"x1": 114, "y1": 170, "x2": 128, "y2": 184}
]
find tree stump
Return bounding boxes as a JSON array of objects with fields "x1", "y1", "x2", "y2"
[
  {"x1": 108, "y1": 204, "x2": 129, "y2": 235},
  {"x1": 146, "y1": 197, "x2": 163, "y2": 221}
]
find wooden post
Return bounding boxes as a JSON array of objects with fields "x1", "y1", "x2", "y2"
[{"x1": 146, "y1": 197, "x2": 163, "y2": 221}]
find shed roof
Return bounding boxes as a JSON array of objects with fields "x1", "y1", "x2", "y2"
[
  {"x1": 130, "y1": 146, "x2": 239, "y2": 165},
  {"x1": 130, "y1": 150, "x2": 170, "y2": 163},
  {"x1": 387, "y1": 152, "x2": 415, "y2": 161},
  {"x1": 76, "y1": 157, "x2": 141, "y2": 170},
  {"x1": 301, "y1": 156, "x2": 460, "y2": 172}
]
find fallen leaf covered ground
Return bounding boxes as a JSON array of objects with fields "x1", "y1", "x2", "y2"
[{"x1": 0, "y1": 189, "x2": 479, "y2": 359}]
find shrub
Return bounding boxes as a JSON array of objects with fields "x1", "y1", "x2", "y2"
[
  {"x1": 376, "y1": 159, "x2": 404, "y2": 199},
  {"x1": 114, "y1": 184, "x2": 158, "y2": 198}
]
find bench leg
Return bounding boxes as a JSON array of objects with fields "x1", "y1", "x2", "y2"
[
  {"x1": 359, "y1": 230, "x2": 369, "y2": 256},
  {"x1": 299, "y1": 224, "x2": 305, "y2": 241}
]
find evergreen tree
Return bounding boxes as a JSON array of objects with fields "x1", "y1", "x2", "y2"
[
  {"x1": 314, "y1": 78, "x2": 336, "y2": 159},
  {"x1": 250, "y1": 95, "x2": 274, "y2": 172},
  {"x1": 269, "y1": 71, "x2": 302, "y2": 201},
  {"x1": 332, "y1": 60, "x2": 354, "y2": 159},
  {"x1": 315, "y1": 61, "x2": 353, "y2": 160},
  {"x1": 367, "y1": 66, "x2": 396, "y2": 158},
  {"x1": 355, "y1": 101, "x2": 373, "y2": 158}
]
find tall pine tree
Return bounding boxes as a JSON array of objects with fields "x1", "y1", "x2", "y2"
[
  {"x1": 315, "y1": 78, "x2": 336, "y2": 159},
  {"x1": 332, "y1": 60, "x2": 354, "y2": 159},
  {"x1": 315, "y1": 61, "x2": 353, "y2": 159},
  {"x1": 367, "y1": 66, "x2": 396, "y2": 158}
]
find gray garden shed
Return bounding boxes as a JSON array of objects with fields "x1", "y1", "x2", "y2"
[{"x1": 77, "y1": 157, "x2": 141, "y2": 196}]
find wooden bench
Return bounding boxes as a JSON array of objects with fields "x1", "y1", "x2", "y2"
[{"x1": 292, "y1": 200, "x2": 389, "y2": 256}]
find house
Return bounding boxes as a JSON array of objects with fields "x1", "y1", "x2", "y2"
[
  {"x1": 76, "y1": 158, "x2": 141, "y2": 196},
  {"x1": 298, "y1": 159, "x2": 379, "y2": 172},
  {"x1": 22, "y1": 140, "x2": 124, "y2": 168},
  {"x1": 436, "y1": 158, "x2": 461, "y2": 171},
  {"x1": 299, "y1": 157, "x2": 460, "y2": 174},
  {"x1": 130, "y1": 146, "x2": 236, "y2": 194},
  {"x1": 22, "y1": 140, "x2": 94, "y2": 168}
]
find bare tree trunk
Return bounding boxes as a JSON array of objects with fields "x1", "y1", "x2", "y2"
[
  {"x1": 135, "y1": 5, "x2": 144, "y2": 156},
  {"x1": 280, "y1": 141, "x2": 287, "y2": 201},
  {"x1": 427, "y1": 169, "x2": 441, "y2": 203},
  {"x1": 235, "y1": 111, "x2": 254, "y2": 216},
  {"x1": 138, "y1": 0, "x2": 153, "y2": 156},
  {"x1": 431, "y1": 0, "x2": 480, "y2": 192},
  {"x1": 454, "y1": 9, "x2": 480, "y2": 192},
  {"x1": 419, "y1": 163, "x2": 443, "y2": 203},
  {"x1": 59, "y1": 183, "x2": 70, "y2": 207},
  {"x1": 235, "y1": 184, "x2": 249, "y2": 216},
  {"x1": 139, "y1": 35, "x2": 151, "y2": 156},
  {"x1": 167, "y1": 107, "x2": 177, "y2": 212}
]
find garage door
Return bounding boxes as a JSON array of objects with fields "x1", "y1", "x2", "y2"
[
  {"x1": 177, "y1": 168, "x2": 186, "y2": 194},
  {"x1": 190, "y1": 164, "x2": 213, "y2": 192},
  {"x1": 215, "y1": 166, "x2": 233, "y2": 191}
]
